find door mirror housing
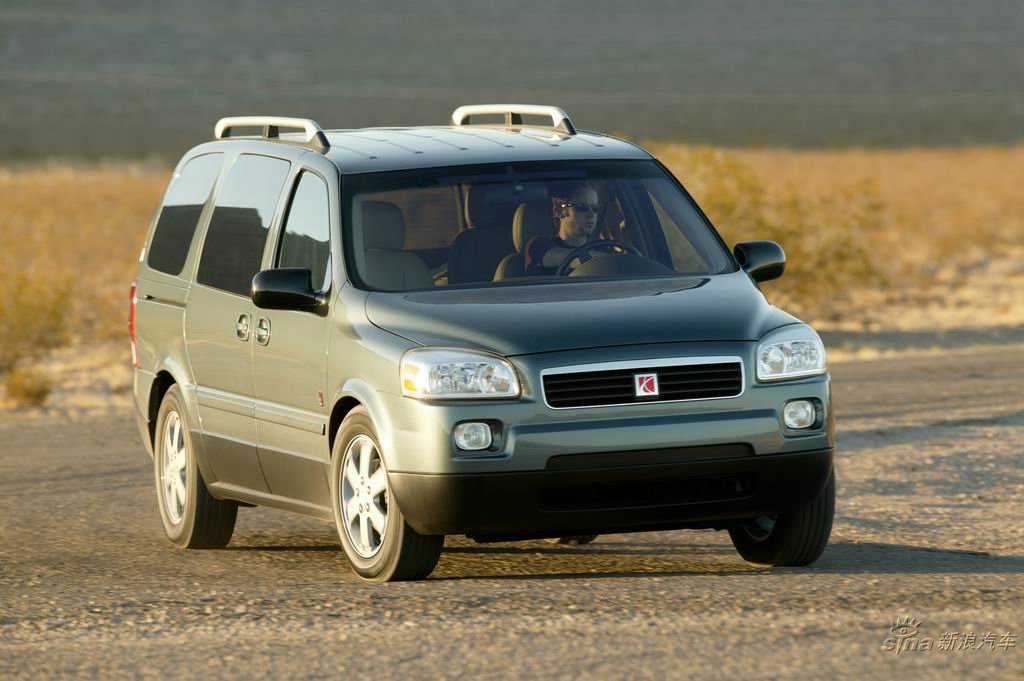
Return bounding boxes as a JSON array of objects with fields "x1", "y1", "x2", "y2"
[
  {"x1": 251, "y1": 268, "x2": 327, "y2": 315},
  {"x1": 733, "y1": 240, "x2": 786, "y2": 283}
]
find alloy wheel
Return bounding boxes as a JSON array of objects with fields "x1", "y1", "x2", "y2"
[
  {"x1": 340, "y1": 434, "x2": 390, "y2": 558},
  {"x1": 160, "y1": 411, "x2": 188, "y2": 525}
]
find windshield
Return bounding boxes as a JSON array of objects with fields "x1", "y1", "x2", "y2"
[{"x1": 343, "y1": 160, "x2": 736, "y2": 291}]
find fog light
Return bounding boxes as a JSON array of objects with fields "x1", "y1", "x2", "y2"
[
  {"x1": 453, "y1": 422, "x2": 492, "y2": 450},
  {"x1": 783, "y1": 400, "x2": 816, "y2": 429}
]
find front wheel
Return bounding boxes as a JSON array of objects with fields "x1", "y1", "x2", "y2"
[
  {"x1": 330, "y1": 406, "x2": 443, "y2": 581},
  {"x1": 729, "y1": 468, "x2": 835, "y2": 566}
]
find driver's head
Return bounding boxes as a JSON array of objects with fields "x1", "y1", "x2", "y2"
[{"x1": 551, "y1": 181, "x2": 599, "y2": 246}]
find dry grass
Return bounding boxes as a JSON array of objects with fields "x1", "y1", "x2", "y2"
[
  {"x1": 651, "y1": 144, "x2": 1024, "y2": 321},
  {"x1": 0, "y1": 163, "x2": 169, "y2": 369},
  {"x1": 0, "y1": 147, "x2": 1022, "y2": 370},
  {"x1": 727, "y1": 146, "x2": 1024, "y2": 260}
]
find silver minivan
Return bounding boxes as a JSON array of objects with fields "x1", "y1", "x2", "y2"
[{"x1": 132, "y1": 106, "x2": 834, "y2": 581}]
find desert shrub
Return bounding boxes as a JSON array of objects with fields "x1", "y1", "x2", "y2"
[{"x1": 4, "y1": 366, "x2": 53, "y2": 407}]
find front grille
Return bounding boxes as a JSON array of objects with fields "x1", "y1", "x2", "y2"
[{"x1": 542, "y1": 359, "x2": 743, "y2": 409}]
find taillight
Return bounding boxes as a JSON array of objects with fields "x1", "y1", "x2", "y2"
[{"x1": 129, "y1": 281, "x2": 139, "y2": 368}]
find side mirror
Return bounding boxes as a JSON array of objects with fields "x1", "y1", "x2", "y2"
[
  {"x1": 251, "y1": 268, "x2": 326, "y2": 315},
  {"x1": 733, "y1": 240, "x2": 786, "y2": 283}
]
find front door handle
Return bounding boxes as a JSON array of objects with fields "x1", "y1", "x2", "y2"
[
  {"x1": 235, "y1": 313, "x2": 251, "y2": 341},
  {"x1": 255, "y1": 317, "x2": 271, "y2": 346}
]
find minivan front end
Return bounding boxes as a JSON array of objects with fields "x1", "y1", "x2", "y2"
[{"x1": 381, "y1": 337, "x2": 833, "y2": 540}]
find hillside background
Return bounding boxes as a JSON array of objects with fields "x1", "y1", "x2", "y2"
[
  {"x1": 2, "y1": 0, "x2": 1023, "y2": 159},
  {"x1": 3, "y1": 1, "x2": 1024, "y2": 409}
]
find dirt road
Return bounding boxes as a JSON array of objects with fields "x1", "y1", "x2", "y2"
[{"x1": 1, "y1": 340, "x2": 1022, "y2": 679}]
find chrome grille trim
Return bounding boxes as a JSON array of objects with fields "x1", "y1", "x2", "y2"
[{"x1": 540, "y1": 356, "x2": 745, "y2": 410}]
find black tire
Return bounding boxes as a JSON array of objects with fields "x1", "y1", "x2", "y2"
[
  {"x1": 153, "y1": 385, "x2": 237, "y2": 549},
  {"x1": 729, "y1": 468, "x2": 835, "y2": 567},
  {"x1": 329, "y1": 406, "x2": 443, "y2": 582},
  {"x1": 547, "y1": 535, "x2": 600, "y2": 546}
]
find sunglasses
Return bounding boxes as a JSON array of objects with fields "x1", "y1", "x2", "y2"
[{"x1": 560, "y1": 201, "x2": 599, "y2": 215}]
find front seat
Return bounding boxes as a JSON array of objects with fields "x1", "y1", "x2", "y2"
[
  {"x1": 446, "y1": 185, "x2": 517, "y2": 284},
  {"x1": 360, "y1": 201, "x2": 433, "y2": 290},
  {"x1": 494, "y1": 201, "x2": 556, "y2": 280}
]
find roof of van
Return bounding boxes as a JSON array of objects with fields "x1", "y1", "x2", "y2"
[
  {"x1": 208, "y1": 109, "x2": 653, "y2": 173},
  {"x1": 316, "y1": 126, "x2": 651, "y2": 173}
]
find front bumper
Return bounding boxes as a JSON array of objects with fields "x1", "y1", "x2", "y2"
[{"x1": 390, "y1": 447, "x2": 833, "y2": 539}]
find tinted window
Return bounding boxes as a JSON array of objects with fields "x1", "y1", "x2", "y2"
[
  {"x1": 648, "y1": 187, "x2": 715, "y2": 273},
  {"x1": 197, "y1": 155, "x2": 290, "y2": 296},
  {"x1": 277, "y1": 172, "x2": 331, "y2": 292},
  {"x1": 147, "y1": 153, "x2": 223, "y2": 275}
]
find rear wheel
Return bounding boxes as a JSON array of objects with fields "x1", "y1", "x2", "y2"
[
  {"x1": 330, "y1": 406, "x2": 443, "y2": 581},
  {"x1": 153, "y1": 385, "x2": 237, "y2": 548},
  {"x1": 729, "y1": 468, "x2": 835, "y2": 566}
]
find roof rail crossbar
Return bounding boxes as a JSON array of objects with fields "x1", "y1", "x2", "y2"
[
  {"x1": 214, "y1": 116, "x2": 330, "y2": 153},
  {"x1": 451, "y1": 104, "x2": 577, "y2": 135}
]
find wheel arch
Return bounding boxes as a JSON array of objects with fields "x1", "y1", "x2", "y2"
[
  {"x1": 328, "y1": 395, "x2": 362, "y2": 453},
  {"x1": 147, "y1": 370, "x2": 177, "y2": 445},
  {"x1": 329, "y1": 379, "x2": 397, "y2": 466},
  {"x1": 145, "y1": 359, "x2": 199, "y2": 443},
  {"x1": 144, "y1": 360, "x2": 215, "y2": 487}
]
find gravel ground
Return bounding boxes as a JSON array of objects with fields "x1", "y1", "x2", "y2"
[{"x1": 1, "y1": 339, "x2": 1022, "y2": 679}]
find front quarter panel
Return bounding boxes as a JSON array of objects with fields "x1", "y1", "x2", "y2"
[{"x1": 327, "y1": 283, "x2": 420, "y2": 468}]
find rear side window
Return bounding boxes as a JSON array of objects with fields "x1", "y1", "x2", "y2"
[
  {"x1": 277, "y1": 171, "x2": 332, "y2": 292},
  {"x1": 147, "y1": 153, "x2": 223, "y2": 275},
  {"x1": 197, "y1": 155, "x2": 290, "y2": 296}
]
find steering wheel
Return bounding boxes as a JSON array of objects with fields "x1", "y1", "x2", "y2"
[{"x1": 555, "y1": 240, "x2": 643, "y2": 276}]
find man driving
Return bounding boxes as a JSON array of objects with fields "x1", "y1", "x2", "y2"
[{"x1": 524, "y1": 181, "x2": 600, "y2": 274}]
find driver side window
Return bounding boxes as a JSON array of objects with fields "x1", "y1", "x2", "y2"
[{"x1": 278, "y1": 171, "x2": 332, "y2": 292}]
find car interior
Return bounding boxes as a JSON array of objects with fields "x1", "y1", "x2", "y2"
[{"x1": 351, "y1": 174, "x2": 724, "y2": 292}]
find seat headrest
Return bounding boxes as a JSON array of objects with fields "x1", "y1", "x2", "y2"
[
  {"x1": 512, "y1": 201, "x2": 555, "y2": 252},
  {"x1": 362, "y1": 201, "x2": 406, "y2": 250},
  {"x1": 465, "y1": 185, "x2": 518, "y2": 230}
]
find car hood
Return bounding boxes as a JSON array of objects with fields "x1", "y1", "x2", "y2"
[{"x1": 364, "y1": 272, "x2": 799, "y2": 356}]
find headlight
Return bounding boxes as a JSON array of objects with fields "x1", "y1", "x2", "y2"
[
  {"x1": 400, "y1": 348, "x2": 521, "y2": 399},
  {"x1": 756, "y1": 325, "x2": 827, "y2": 382}
]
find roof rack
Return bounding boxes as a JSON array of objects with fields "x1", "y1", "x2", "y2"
[
  {"x1": 214, "y1": 116, "x2": 330, "y2": 153},
  {"x1": 451, "y1": 104, "x2": 577, "y2": 135}
]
